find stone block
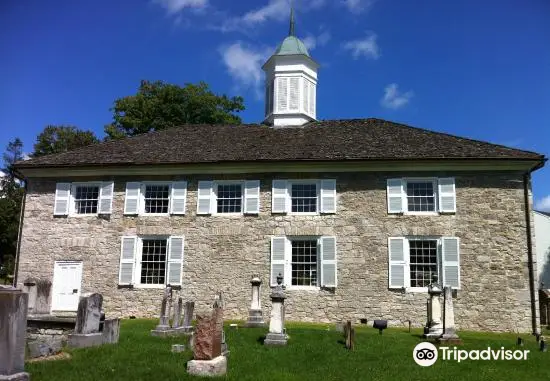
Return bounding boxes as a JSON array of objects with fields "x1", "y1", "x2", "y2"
[
  {"x1": 264, "y1": 332, "x2": 288, "y2": 346},
  {"x1": 75, "y1": 293, "x2": 103, "y2": 334},
  {"x1": 0, "y1": 372, "x2": 30, "y2": 381},
  {"x1": 171, "y1": 344, "x2": 186, "y2": 353},
  {"x1": 102, "y1": 318, "x2": 120, "y2": 344},
  {"x1": 27, "y1": 337, "x2": 63, "y2": 358},
  {"x1": 67, "y1": 333, "x2": 104, "y2": 348},
  {"x1": 0, "y1": 289, "x2": 28, "y2": 377},
  {"x1": 187, "y1": 355, "x2": 227, "y2": 377}
]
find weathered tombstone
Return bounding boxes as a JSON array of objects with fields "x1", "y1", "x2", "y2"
[
  {"x1": 264, "y1": 273, "x2": 288, "y2": 346},
  {"x1": 68, "y1": 293, "x2": 104, "y2": 348},
  {"x1": 22, "y1": 278, "x2": 37, "y2": 314},
  {"x1": 0, "y1": 287, "x2": 30, "y2": 381},
  {"x1": 439, "y1": 286, "x2": 461, "y2": 343},
  {"x1": 151, "y1": 286, "x2": 173, "y2": 337},
  {"x1": 245, "y1": 275, "x2": 266, "y2": 327},
  {"x1": 101, "y1": 318, "x2": 121, "y2": 344},
  {"x1": 187, "y1": 294, "x2": 227, "y2": 377},
  {"x1": 424, "y1": 275, "x2": 444, "y2": 339},
  {"x1": 172, "y1": 344, "x2": 186, "y2": 353},
  {"x1": 34, "y1": 279, "x2": 52, "y2": 315},
  {"x1": 182, "y1": 301, "x2": 195, "y2": 333},
  {"x1": 173, "y1": 297, "x2": 183, "y2": 329}
]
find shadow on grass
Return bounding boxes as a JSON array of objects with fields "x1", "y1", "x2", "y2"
[{"x1": 256, "y1": 336, "x2": 266, "y2": 345}]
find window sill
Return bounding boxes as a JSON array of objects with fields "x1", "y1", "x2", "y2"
[
  {"x1": 132, "y1": 284, "x2": 167, "y2": 289},
  {"x1": 405, "y1": 287, "x2": 429, "y2": 293},
  {"x1": 403, "y1": 212, "x2": 439, "y2": 216},
  {"x1": 285, "y1": 286, "x2": 321, "y2": 292}
]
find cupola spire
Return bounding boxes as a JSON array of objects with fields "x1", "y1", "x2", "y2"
[{"x1": 289, "y1": 3, "x2": 295, "y2": 36}]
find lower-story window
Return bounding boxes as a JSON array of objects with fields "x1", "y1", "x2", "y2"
[
  {"x1": 388, "y1": 236, "x2": 460, "y2": 290},
  {"x1": 291, "y1": 239, "x2": 318, "y2": 286},
  {"x1": 118, "y1": 235, "x2": 184, "y2": 287},
  {"x1": 140, "y1": 239, "x2": 168, "y2": 285}
]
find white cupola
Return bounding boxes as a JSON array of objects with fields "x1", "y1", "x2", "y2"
[{"x1": 262, "y1": 7, "x2": 319, "y2": 127}]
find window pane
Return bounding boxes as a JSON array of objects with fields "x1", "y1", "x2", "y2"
[
  {"x1": 217, "y1": 184, "x2": 242, "y2": 213},
  {"x1": 406, "y1": 182, "x2": 435, "y2": 212},
  {"x1": 409, "y1": 240, "x2": 438, "y2": 287},
  {"x1": 291, "y1": 240, "x2": 317, "y2": 286},
  {"x1": 140, "y1": 239, "x2": 167, "y2": 285},
  {"x1": 144, "y1": 185, "x2": 170, "y2": 214},
  {"x1": 291, "y1": 183, "x2": 317, "y2": 213},
  {"x1": 74, "y1": 186, "x2": 99, "y2": 214}
]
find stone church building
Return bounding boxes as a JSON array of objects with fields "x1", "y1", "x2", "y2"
[{"x1": 13, "y1": 14, "x2": 546, "y2": 333}]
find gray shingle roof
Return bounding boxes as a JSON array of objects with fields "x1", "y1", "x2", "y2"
[{"x1": 14, "y1": 118, "x2": 545, "y2": 169}]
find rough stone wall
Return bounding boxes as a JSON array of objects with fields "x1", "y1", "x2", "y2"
[{"x1": 17, "y1": 171, "x2": 536, "y2": 332}]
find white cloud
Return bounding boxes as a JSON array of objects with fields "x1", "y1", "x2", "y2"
[
  {"x1": 153, "y1": 0, "x2": 208, "y2": 14},
  {"x1": 536, "y1": 195, "x2": 550, "y2": 212},
  {"x1": 219, "y1": 42, "x2": 272, "y2": 98},
  {"x1": 343, "y1": 0, "x2": 376, "y2": 14},
  {"x1": 302, "y1": 30, "x2": 331, "y2": 51},
  {"x1": 342, "y1": 32, "x2": 379, "y2": 59},
  {"x1": 380, "y1": 83, "x2": 414, "y2": 109}
]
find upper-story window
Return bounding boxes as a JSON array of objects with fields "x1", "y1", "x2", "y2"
[
  {"x1": 272, "y1": 179, "x2": 336, "y2": 215},
  {"x1": 54, "y1": 182, "x2": 114, "y2": 216},
  {"x1": 197, "y1": 180, "x2": 260, "y2": 215},
  {"x1": 387, "y1": 177, "x2": 456, "y2": 215},
  {"x1": 216, "y1": 183, "x2": 243, "y2": 214},
  {"x1": 124, "y1": 181, "x2": 187, "y2": 216}
]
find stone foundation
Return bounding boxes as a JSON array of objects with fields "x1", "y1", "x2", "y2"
[{"x1": 26, "y1": 315, "x2": 75, "y2": 358}]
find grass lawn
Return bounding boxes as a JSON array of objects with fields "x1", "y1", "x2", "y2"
[{"x1": 26, "y1": 319, "x2": 550, "y2": 381}]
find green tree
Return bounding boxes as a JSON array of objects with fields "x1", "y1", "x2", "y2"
[
  {"x1": 0, "y1": 138, "x2": 24, "y2": 279},
  {"x1": 104, "y1": 80, "x2": 245, "y2": 139},
  {"x1": 32, "y1": 125, "x2": 99, "y2": 157}
]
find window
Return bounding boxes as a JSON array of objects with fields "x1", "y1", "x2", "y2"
[
  {"x1": 140, "y1": 238, "x2": 167, "y2": 285},
  {"x1": 291, "y1": 239, "x2": 318, "y2": 286},
  {"x1": 270, "y1": 236, "x2": 337, "y2": 288},
  {"x1": 409, "y1": 239, "x2": 438, "y2": 287},
  {"x1": 144, "y1": 184, "x2": 170, "y2": 214},
  {"x1": 123, "y1": 181, "x2": 187, "y2": 215},
  {"x1": 73, "y1": 185, "x2": 99, "y2": 214},
  {"x1": 216, "y1": 183, "x2": 243, "y2": 213},
  {"x1": 272, "y1": 179, "x2": 336, "y2": 214},
  {"x1": 291, "y1": 183, "x2": 317, "y2": 213},
  {"x1": 406, "y1": 181, "x2": 436, "y2": 212},
  {"x1": 387, "y1": 178, "x2": 456, "y2": 214},
  {"x1": 54, "y1": 182, "x2": 114, "y2": 216},
  {"x1": 118, "y1": 236, "x2": 185, "y2": 287},
  {"x1": 388, "y1": 236, "x2": 460, "y2": 290}
]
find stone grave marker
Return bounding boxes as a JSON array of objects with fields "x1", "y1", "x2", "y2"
[
  {"x1": 68, "y1": 293, "x2": 104, "y2": 348},
  {"x1": 439, "y1": 286, "x2": 461, "y2": 344},
  {"x1": 0, "y1": 287, "x2": 30, "y2": 381},
  {"x1": 245, "y1": 275, "x2": 266, "y2": 328},
  {"x1": 264, "y1": 273, "x2": 288, "y2": 346},
  {"x1": 424, "y1": 275, "x2": 444, "y2": 339},
  {"x1": 151, "y1": 286, "x2": 172, "y2": 337}
]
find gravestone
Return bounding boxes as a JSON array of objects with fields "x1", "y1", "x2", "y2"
[
  {"x1": 34, "y1": 279, "x2": 52, "y2": 315},
  {"x1": 0, "y1": 287, "x2": 30, "y2": 381},
  {"x1": 424, "y1": 275, "x2": 444, "y2": 339},
  {"x1": 151, "y1": 286, "x2": 173, "y2": 337},
  {"x1": 187, "y1": 294, "x2": 227, "y2": 377},
  {"x1": 246, "y1": 275, "x2": 266, "y2": 327},
  {"x1": 68, "y1": 293, "x2": 104, "y2": 348},
  {"x1": 22, "y1": 278, "x2": 37, "y2": 314},
  {"x1": 181, "y1": 301, "x2": 195, "y2": 333},
  {"x1": 173, "y1": 297, "x2": 183, "y2": 329},
  {"x1": 102, "y1": 318, "x2": 121, "y2": 344},
  {"x1": 439, "y1": 286, "x2": 461, "y2": 343},
  {"x1": 344, "y1": 321, "x2": 355, "y2": 350},
  {"x1": 264, "y1": 273, "x2": 288, "y2": 346}
]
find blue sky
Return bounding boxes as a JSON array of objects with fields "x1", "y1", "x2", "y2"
[{"x1": 1, "y1": 0, "x2": 549, "y2": 209}]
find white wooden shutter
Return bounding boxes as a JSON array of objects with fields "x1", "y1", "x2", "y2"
[
  {"x1": 244, "y1": 180, "x2": 260, "y2": 214},
  {"x1": 303, "y1": 79, "x2": 310, "y2": 113},
  {"x1": 438, "y1": 178, "x2": 456, "y2": 213},
  {"x1": 320, "y1": 236, "x2": 337, "y2": 287},
  {"x1": 272, "y1": 180, "x2": 288, "y2": 213},
  {"x1": 276, "y1": 77, "x2": 288, "y2": 112},
  {"x1": 197, "y1": 181, "x2": 213, "y2": 215},
  {"x1": 388, "y1": 237, "x2": 407, "y2": 288},
  {"x1": 387, "y1": 178, "x2": 404, "y2": 213},
  {"x1": 54, "y1": 183, "x2": 71, "y2": 216},
  {"x1": 289, "y1": 77, "x2": 299, "y2": 110},
  {"x1": 99, "y1": 181, "x2": 114, "y2": 214},
  {"x1": 119, "y1": 236, "x2": 137, "y2": 285},
  {"x1": 320, "y1": 179, "x2": 337, "y2": 213},
  {"x1": 124, "y1": 182, "x2": 141, "y2": 215},
  {"x1": 167, "y1": 236, "x2": 184, "y2": 286},
  {"x1": 170, "y1": 181, "x2": 187, "y2": 215},
  {"x1": 270, "y1": 236, "x2": 287, "y2": 286},
  {"x1": 442, "y1": 237, "x2": 460, "y2": 289}
]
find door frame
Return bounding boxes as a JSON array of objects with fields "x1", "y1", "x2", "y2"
[{"x1": 51, "y1": 260, "x2": 83, "y2": 312}]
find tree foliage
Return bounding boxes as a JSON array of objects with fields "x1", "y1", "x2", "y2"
[
  {"x1": 0, "y1": 138, "x2": 24, "y2": 276},
  {"x1": 32, "y1": 125, "x2": 99, "y2": 157},
  {"x1": 104, "y1": 80, "x2": 245, "y2": 139}
]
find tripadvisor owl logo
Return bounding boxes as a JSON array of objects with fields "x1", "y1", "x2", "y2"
[{"x1": 413, "y1": 342, "x2": 438, "y2": 367}]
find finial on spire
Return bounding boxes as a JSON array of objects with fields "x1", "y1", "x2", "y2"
[{"x1": 289, "y1": 1, "x2": 295, "y2": 36}]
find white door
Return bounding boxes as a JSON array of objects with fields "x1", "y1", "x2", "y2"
[{"x1": 51, "y1": 261, "x2": 83, "y2": 312}]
